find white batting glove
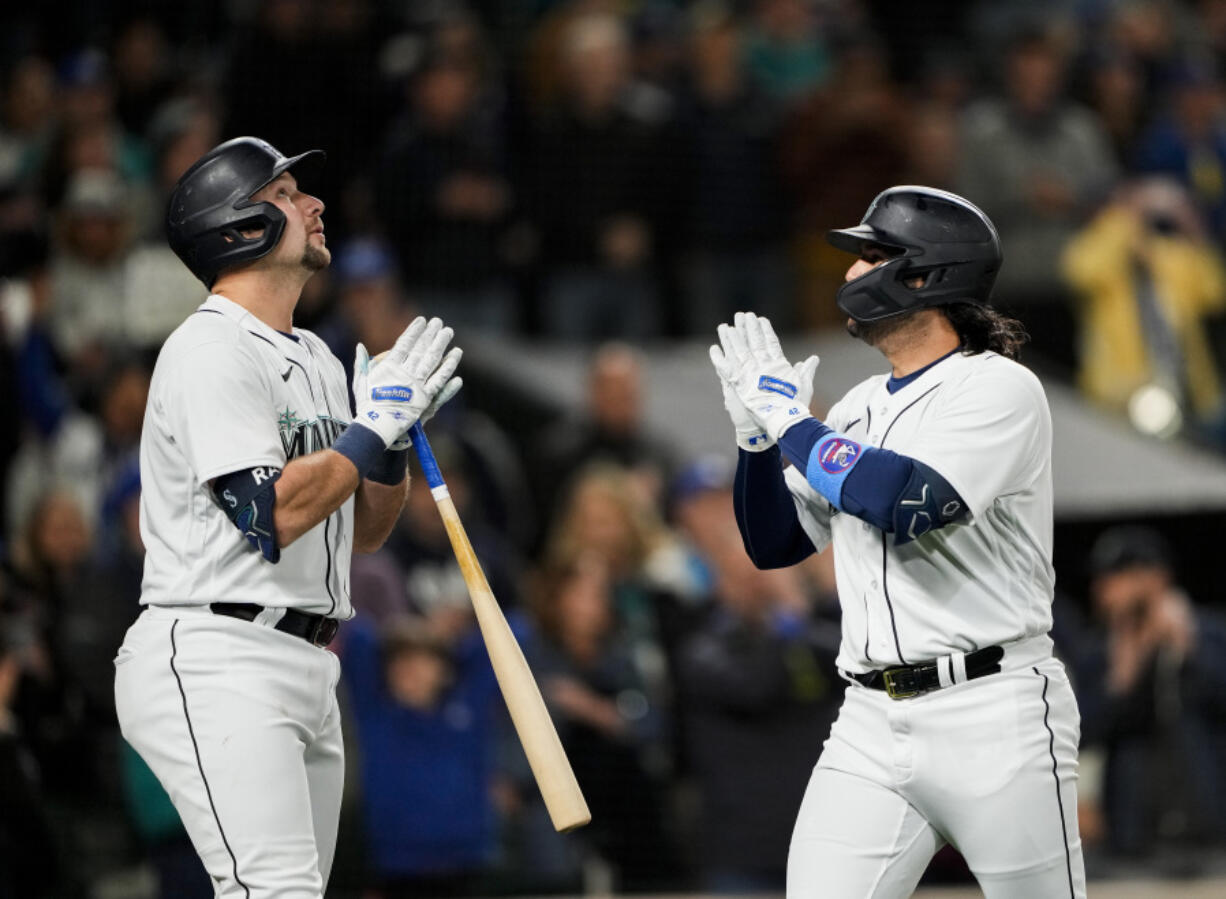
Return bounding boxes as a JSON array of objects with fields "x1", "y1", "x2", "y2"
[
  {"x1": 351, "y1": 316, "x2": 462, "y2": 449},
  {"x1": 708, "y1": 345, "x2": 773, "y2": 451},
  {"x1": 713, "y1": 311, "x2": 819, "y2": 441},
  {"x1": 365, "y1": 350, "x2": 463, "y2": 451}
]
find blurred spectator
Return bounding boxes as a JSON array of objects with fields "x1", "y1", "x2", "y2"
[
  {"x1": 4, "y1": 490, "x2": 93, "y2": 788},
  {"x1": 526, "y1": 553, "x2": 682, "y2": 891},
  {"x1": 901, "y1": 100, "x2": 960, "y2": 188},
  {"x1": 782, "y1": 36, "x2": 908, "y2": 330},
  {"x1": 0, "y1": 56, "x2": 56, "y2": 199},
  {"x1": 47, "y1": 168, "x2": 135, "y2": 376},
  {"x1": 224, "y1": 0, "x2": 382, "y2": 218},
  {"x1": 533, "y1": 342, "x2": 676, "y2": 531},
  {"x1": 666, "y1": 453, "x2": 841, "y2": 892},
  {"x1": 678, "y1": 540, "x2": 841, "y2": 894},
  {"x1": 43, "y1": 48, "x2": 152, "y2": 196},
  {"x1": 0, "y1": 618, "x2": 61, "y2": 898},
  {"x1": 318, "y1": 238, "x2": 418, "y2": 377},
  {"x1": 1077, "y1": 46, "x2": 1149, "y2": 167},
  {"x1": 630, "y1": 2, "x2": 688, "y2": 95},
  {"x1": 376, "y1": 35, "x2": 517, "y2": 334},
  {"x1": 119, "y1": 98, "x2": 214, "y2": 343},
  {"x1": 342, "y1": 613, "x2": 505, "y2": 898},
  {"x1": 7, "y1": 355, "x2": 149, "y2": 538},
  {"x1": 957, "y1": 24, "x2": 1117, "y2": 370},
  {"x1": 673, "y1": 3, "x2": 794, "y2": 335},
  {"x1": 1133, "y1": 56, "x2": 1226, "y2": 243},
  {"x1": 542, "y1": 461, "x2": 695, "y2": 732},
  {"x1": 1062, "y1": 178, "x2": 1226, "y2": 443},
  {"x1": 118, "y1": 740, "x2": 212, "y2": 899},
  {"x1": 350, "y1": 433, "x2": 524, "y2": 629},
  {"x1": 111, "y1": 18, "x2": 177, "y2": 138},
  {"x1": 1079, "y1": 527, "x2": 1226, "y2": 862},
  {"x1": 743, "y1": 0, "x2": 833, "y2": 105},
  {"x1": 527, "y1": 12, "x2": 675, "y2": 340}
]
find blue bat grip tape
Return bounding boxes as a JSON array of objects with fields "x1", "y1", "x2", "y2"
[{"x1": 409, "y1": 423, "x2": 446, "y2": 489}]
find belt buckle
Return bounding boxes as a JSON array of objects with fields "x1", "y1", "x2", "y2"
[{"x1": 882, "y1": 667, "x2": 922, "y2": 700}]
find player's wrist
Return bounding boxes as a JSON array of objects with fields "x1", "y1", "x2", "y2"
[
  {"x1": 334, "y1": 420, "x2": 390, "y2": 478},
  {"x1": 735, "y1": 426, "x2": 774, "y2": 452},
  {"x1": 367, "y1": 447, "x2": 409, "y2": 485},
  {"x1": 754, "y1": 405, "x2": 813, "y2": 442}
]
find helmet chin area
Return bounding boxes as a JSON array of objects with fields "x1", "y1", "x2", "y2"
[{"x1": 835, "y1": 257, "x2": 921, "y2": 323}]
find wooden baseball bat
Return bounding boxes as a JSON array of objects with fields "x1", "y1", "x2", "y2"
[{"x1": 407, "y1": 422, "x2": 591, "y2": 832}]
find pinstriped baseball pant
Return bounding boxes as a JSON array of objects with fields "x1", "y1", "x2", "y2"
[
  {"x1": 788, "y1": 653, "x2": 1086, "y2": 898},
  {"x1": 115, "y1": 606, "x2": 344, "y2": 899}
]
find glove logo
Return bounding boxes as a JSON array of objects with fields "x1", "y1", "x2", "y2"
[
  {"x1": 817, "y1": 437, "x2": 861, "y2": 473},
  {"x1": 758, "y1": 375, "x2": 798, "y2": 398},
  {"x1": 372, "y1": 386, "x2": 414, "y2": 403}
]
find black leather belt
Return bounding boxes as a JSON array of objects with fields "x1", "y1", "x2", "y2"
[
  {"x1": 847, "y1": 645, "x2": 1005, "y2": 699},
  {"x1": 209, "y1": 602, "x2": 339, "y2": 648}
]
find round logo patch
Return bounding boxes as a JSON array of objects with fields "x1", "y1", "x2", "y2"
[{"x1": 818, "y1": 437, "x2": 861, "y2": 473}]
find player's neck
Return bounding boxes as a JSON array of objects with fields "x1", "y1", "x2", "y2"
[
  {"x1": 879, "y1": 310, "x2": 960, "y2": 378},
  {"x1": 213, "y1": 269, "x2": 307, "y2": 332}
]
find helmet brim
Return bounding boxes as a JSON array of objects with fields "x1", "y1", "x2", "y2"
[
  {"x1": 270, "y1": 148, "x2": 326, "y2": 188},
  {"x1": 826, "y1": 225, "x2": 905, "y2": 256}
]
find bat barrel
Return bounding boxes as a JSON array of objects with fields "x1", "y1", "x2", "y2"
[{"x1": 408, "y1": 421, "x2": 591, "y2": 832}]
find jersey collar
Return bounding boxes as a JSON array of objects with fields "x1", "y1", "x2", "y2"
[
  {"x1": 886, "y1": 346, "x2": 962, "y2": 395},
  {"x1": 202, "y1": 294, "x2": 299, "y2": 345}
]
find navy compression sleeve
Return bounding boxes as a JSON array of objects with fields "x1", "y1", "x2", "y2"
[
  {"x1": 733, "y1": 446, "x2": 816, "y2": 568},
  {"x1": 213, "y1": 466, "x2": 282, "y2": 562},
  {"x1": 778, "y1": 419, "x2": 967, "y2": 544}
]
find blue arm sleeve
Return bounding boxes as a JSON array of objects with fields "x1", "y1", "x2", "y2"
[
  {"x1": 212, "y1": 466, "x2": 282, "y2": 562},
  {"x1": 733, "y1": 446, "x2": 817, "y2": 569},
  {"x1": 779, "y1": 420, "x2": 968, "y2": 545}
]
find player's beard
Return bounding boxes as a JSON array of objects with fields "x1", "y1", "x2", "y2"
[
  {"x1": 846, "y1": 310, "x2": 915, "y2": 348},
  {"x1": 301, "y1": 241, "x2": 329, "y2": 273}
]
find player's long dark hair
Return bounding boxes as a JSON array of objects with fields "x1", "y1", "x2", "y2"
[{"x1": 944, "y1": 303, "x2": 1029, "y2": 361}]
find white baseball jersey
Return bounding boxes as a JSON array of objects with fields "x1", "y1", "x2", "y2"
[
  {"x1": 138, "y1": 293, "x2": 355, "y2": 617},
  {"x1": 784, "y1": 350, "x2": 1055, "y2": 673}
]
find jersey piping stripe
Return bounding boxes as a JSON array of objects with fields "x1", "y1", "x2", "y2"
[
  {"x1": 853, "y1": 407, "x2": 870, "y2": 659},
  {"x1": 876, "y1": 382, "x2": 943, "y2": 666},
  {"x1": 1034, "y1": 666, "x2": 1076, "y2": 898},
  {"x1": 302, "y1": 339, "x2": 342, "y2": 616},
  {"x1": 278, "y1": 341, "x2": 340, "y2": 616},
  {"x1": 246, "y1": 329, "x2": 277, "y2": 349},
  {"x1": 169, "y1": 620, "x2": 250, "y2": 898}
]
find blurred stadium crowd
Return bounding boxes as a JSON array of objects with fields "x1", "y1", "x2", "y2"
[{"x1": 3, "y1": 0, "x2": 1226, "y2": 896}]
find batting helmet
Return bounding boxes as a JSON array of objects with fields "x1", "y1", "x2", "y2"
[
  {"x1": 166, "y1": 136, "x2": 325, "y2": 287},
  {"x1": 826, "y1": 186, "x2": 1002, "y2": 323}
]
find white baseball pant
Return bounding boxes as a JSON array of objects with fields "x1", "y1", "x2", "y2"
[
  {"x1": 788, "y1": 639, "x2": 1086, "y2": 898},
  {"x1": 115, "y1": 606, "x2": 344, "y2": 898}
]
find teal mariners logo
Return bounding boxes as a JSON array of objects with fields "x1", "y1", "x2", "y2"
[{"x1": 278, "y1": 407, "x2": 346, "y2": 460}]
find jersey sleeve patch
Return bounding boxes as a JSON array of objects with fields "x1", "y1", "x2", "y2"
[{"x1": 213, "y1": 466, "x2": 282, "y2": 562}]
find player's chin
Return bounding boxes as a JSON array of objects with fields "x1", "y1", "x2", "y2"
[{"x1": 302, "y1": 243, "x2": 331, "y2": 272}]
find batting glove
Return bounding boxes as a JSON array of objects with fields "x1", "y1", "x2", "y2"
[
  {"x1": 712, "y1": 311, "x2": 819, "y2": 441},
  {"x1": 708, "y1": 345, "x2": 773, "y2": 452},
  {"x1": 351, "y1": 316, "x2": 462, "y2": 449},
  {"x1": 359, "y1": 346, "x2": 464, "y2": 451}
]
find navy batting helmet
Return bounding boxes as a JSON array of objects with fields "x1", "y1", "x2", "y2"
[
  {"x1": 827, "y1": 186, "x2": 1002, "y2": 323},
  {"x1": 166, "y1": 136, "x2": 325, "y2": 287}
]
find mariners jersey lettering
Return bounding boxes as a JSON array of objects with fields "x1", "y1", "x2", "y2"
[
  {"x1": 139, "y1": 294, "x2": 354, "y2": 616},
  {"x1": 784, "y1": 351, "x2": 1054, "y2": 672}
]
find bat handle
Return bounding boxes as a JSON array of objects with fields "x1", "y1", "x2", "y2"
[{"x1": 408, "y1": 422, "x2": 447, "y2": 492}]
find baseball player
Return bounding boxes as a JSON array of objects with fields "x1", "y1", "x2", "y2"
[
  {"x1": 710, "y1": 186, "x2": 1086, "y2": 897},
  {"x1": 113, "y1": 136, "x2": 462, "y2": 898}
]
